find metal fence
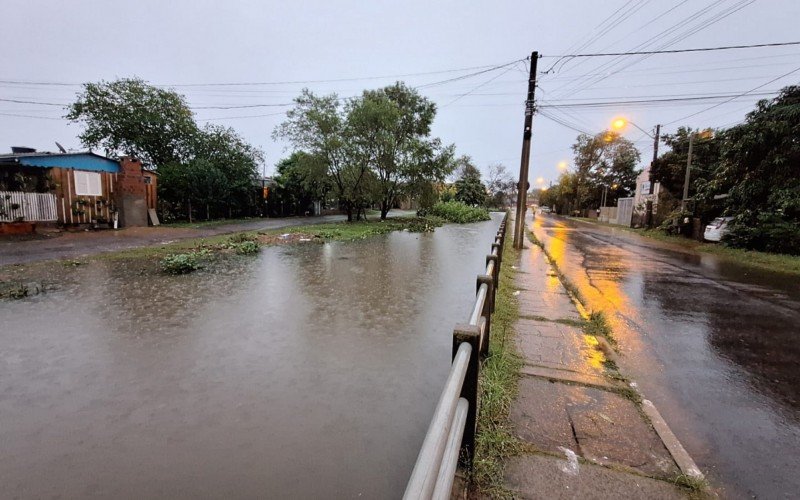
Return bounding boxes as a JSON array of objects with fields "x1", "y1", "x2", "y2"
[
  {"x1": 404, "y1": 213, "x2": 508, "y2": 500},
  {"x1": 0, "y1": 191, "x2": 58, "y2": 222}
]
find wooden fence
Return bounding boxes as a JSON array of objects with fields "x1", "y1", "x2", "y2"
[{"x1": 0, "y1": 191, "x2": 58, "y2": 222}]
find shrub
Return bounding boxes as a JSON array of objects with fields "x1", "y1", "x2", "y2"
[
  {"x1": 160, "y1": 250, "x2": 209, "y2": 274},
  {"x1": 724, "y1": 213, "x2": 800, "y2": 255},
  {"x1": 232, "y1": 240, "x2": 260, "y2": 255},
  {"x1": 428, "y1": 201, "x2": 491, "y2": 223},
  {"x1": 228, "y1": 233, "x2": 257, "y2": 243}
]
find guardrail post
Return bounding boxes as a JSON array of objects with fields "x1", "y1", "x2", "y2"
[
  {"x1": 452, "y1": 323, "x2": 481, "y2": 468},
  {"x1": 476, "y1": 274, "x2": 493, "y2": 356},
  {"x1": 486, "y1": 254, "x2": 499, "y2": 313}
]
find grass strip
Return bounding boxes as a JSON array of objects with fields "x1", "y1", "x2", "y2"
[
  {"x1": 570, "y1": 217, "x2": 800, "y2": 276},
  {"x1": 471, "y1": 218, "x2": 523, "y2": 498}
]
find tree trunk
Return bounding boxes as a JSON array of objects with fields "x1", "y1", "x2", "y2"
[
  {"x1": 188, "y1": 199, "x2": 193, "y2": 223},
  {"x1": 206, "y1": 203, "x2": 210, "y2": 220},
  {"x1": 380, "y1": 200, "x2": 389, "y2": 220},
  {"x1": 345, "y1": 205, "x2": 353, "y2": 222}
]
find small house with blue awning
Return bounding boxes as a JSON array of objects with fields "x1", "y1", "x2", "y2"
[{"x1": 0, "y1": 148, "x2": 157, "y2": 228}]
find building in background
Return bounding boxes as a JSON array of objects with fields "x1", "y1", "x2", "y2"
[{"x1": 0, "y1": 149, "x2": 156, "y2": 231}]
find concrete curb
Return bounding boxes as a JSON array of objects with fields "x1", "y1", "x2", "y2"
[
  {"x1": 527, "y1": 217, "x2": 706, "y2": 483},
  {"x1": 641, "y1": 399, "x2": 704, "y2": 479}
]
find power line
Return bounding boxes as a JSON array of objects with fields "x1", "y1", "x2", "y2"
[
  {"x1": 539, "y1": 91, "x2": 778, "y2": 109},
  {"x1": 664, "y1": 64, "x2": 800, "y2": 125},
  {"x1": 542, "y1": 41, "x2": 800, "y2": 59}
]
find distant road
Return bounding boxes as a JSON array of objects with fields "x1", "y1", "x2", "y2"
[
  {"x1": 531, "y1": 214, "x2": 800, "y2": 498},
  {"x1": 0, "y1": 215, "x2": 349, "y2": 266}
]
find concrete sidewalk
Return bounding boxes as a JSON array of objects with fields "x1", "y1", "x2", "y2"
[{"x1": 501, "y1": 227, "x2": 695, "y2": 498}]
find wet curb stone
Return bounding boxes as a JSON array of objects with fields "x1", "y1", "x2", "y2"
[{"x1": 501, "y1": 217, "x2": 702, "y2": 498}]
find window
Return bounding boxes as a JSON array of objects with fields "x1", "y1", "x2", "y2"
[{"x1": 74, "y1": 171, "x2": 102, "y2": 196}]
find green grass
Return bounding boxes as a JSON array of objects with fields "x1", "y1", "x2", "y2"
[
  {"x1": 161, "y1": 216, "x2": 259, "y2": 229},
  {"x1": 569, "y1": 217, "x2": 800, "y2": 276},
  {"x1": 584, "y1": 310, "x2": 616, "y2": 346},
  {"x1": 271, "y1": 216, "x2": 442, "y2": 241},
  {"x1": 428, "y1": 201, "x2": 491, "y2": 223},
  {"x1": 472, "y1": 217, "x2": 524, "y2": 498}
]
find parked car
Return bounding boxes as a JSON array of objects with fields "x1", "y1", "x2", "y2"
[
  {"x1": 704, "y1": 217, "x2": 734, "y2": 242},
  {"x1": 539, "y1": 206, "x2": 552, "y2": 214}
]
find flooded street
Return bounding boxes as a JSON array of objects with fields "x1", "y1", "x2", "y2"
[
  {"x1": 0, "y1": 215, "x2": 501, "y2": 498},
  {"x1": 531, "y1": 214, "x2": 800, "y2": 499}
]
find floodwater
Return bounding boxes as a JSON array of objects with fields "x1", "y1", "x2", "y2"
[
  {"x1": 0, "y1": 214, "x2": 502, "y2": 499},
  {"x1": 531, "y1": 214, "x2": 800, "y2": 499}
]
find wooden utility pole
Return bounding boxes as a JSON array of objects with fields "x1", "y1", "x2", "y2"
[
  {"x1": 681, "y1": 132, "x2": 695, "y2": 212},
  {"x1": 513, "y1": 51, "x2": 538, "y2": 249}
]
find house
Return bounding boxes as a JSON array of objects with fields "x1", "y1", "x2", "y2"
[
  {"x1": 632, "y1": 164, "x2": 661, "y2": 226},
  {"x1": 0, "y1": 149, "x2": 157, "y2": 229}
]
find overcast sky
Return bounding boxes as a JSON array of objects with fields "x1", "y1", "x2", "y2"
[{"x1": 2, "y1": 0, "x2": 799, "y2": 184}]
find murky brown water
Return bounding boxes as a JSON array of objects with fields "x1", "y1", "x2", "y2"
[
  {"x1": 0, "y1": 215, "x2": 501, "y2": 498},
  {"x1": 531, "y1": 214, "x2": 800, "y2": 499}
]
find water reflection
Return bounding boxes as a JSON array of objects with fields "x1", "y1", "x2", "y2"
[
  {"x1": 0, "y1": 214, "x2": 501, "y2": 499},
  {"x1": 532, "y1": 214, "x2": 800, "y2": 498}
]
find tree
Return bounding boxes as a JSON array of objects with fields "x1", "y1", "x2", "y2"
[
  {"x1": 272, "y1": 152, "x2": 331, "y2": 216},
  {"x1": 651, "y1": 127, "x2": 720, "y2": 199},
  {"x1": 703, "y1": 85, "x2": 800, "y2": 254},
  {"x1": 67, "y1": 78, "x2": 198, "y2": 167},
  {"x1": 192, "y1": 124, "x2": 263, "y2": 217},
  {"x1": 571, "y1": 131, "x2": 641, "y2": 210},
  {"x1": 453, "y1": 156, "x2": 487, "y2": 207},
  {"x1": 486, "y1": 163, "x2": 516, "y2": 208},
  {"x1": 157, "y1": 159, "x2": 226, "y2": 222},
  {"x1": 274, "y1": 89, "x2": 371, "y2": 221},
  {"x1": 341, "y1": 82, "x2": 454, "y2": 219}
]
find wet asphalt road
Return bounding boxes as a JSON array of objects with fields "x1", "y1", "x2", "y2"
[{"x1": 530, "y1": 214, "x2": 800, "y2": 499}]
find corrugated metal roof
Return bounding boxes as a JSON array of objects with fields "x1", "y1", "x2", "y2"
[{"x1": 0, "y1": 151, "x2": 120, "y2": 173}]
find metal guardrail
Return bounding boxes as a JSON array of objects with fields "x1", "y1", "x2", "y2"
[{"x1": 404, "y1": 213, "x2": 508, "y2": 500}]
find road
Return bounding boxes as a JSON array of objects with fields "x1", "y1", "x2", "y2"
[
  {"x1": 0, "y1": 215, "x2": 349, "y2": 266},
  {"x1": 530, "y1": 214, "x2": 800, "y2": 499}
]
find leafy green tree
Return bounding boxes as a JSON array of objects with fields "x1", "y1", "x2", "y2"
[
  {"x1": 272, "y1": 152, "x2": 331, "y2": 216},
  {"x1": 348, "y1": 83, "x2": 453, "y2": 219},
  {"x1": 67, "y1": 78, "x2": 198, "y2": 167},
  {"x1": 192, "y1": 124, "x2": 263, "y2": 217},
  {"x1": 704, "y1": 85, "x2": 800, "y2": 254},
  {"x1": 453, "y1": 156, "x2": 487, "y2": 207},
  {"x1": 539, "y1": 171, "x2": 578, "y2": 214},
  {"x1": 571, "y1": 131, "x2": 641, "y2": 209},
  {"x1": 274, "y1": 89, "x2": 372, "y2": 221},
  {"x1": 651, "y1": 127, "x2": 720, "y2": 201}
]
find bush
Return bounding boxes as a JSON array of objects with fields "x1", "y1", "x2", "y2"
[
  {"x1": 228, "y1": 233, "x2": 257, "y2": 243},
  {"x1": 724, "y1": 213, "x2": 800, "y2": 255},
  {"x1": 160, "y1": 250, "x2": 209, "y2": 274},
  {"x1": 428, "y1": 201, "x2": 491, "y2": 223},
  {"x1": 232, "y1": 240, "x2": 260, "y2": 255}
]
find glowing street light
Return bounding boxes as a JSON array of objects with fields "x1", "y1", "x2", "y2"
[
  {"x1": 557, "y1": 161, "x2": 568, "y2": 171},
  {"x1": 535, "y1": 176, "x2": 545, "y2": 185},
  {"x1": 611, "y1": 117, "x2": 627, "y2": 130}
]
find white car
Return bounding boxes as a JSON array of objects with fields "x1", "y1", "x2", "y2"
[
  {"x1": 539, "y1": 206, "x2": 552, "y2": 214},
  {"x1": 704, "y1": 217, "x2": 734, "y2": 242}
]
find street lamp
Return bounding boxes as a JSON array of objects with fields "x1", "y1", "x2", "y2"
[
  {"x1": 557, "y1": 161, "x2": 568, "y2": 171},
  {"x1": 610, "y1": 117, "x2": 662, "y2": 226}
]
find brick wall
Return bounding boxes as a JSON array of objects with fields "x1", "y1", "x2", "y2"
[{"x1": 115, "y1": 157, "x2": 148, "y2": 227}]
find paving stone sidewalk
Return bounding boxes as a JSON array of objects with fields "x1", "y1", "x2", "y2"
[{"x1": 502, "y1": 234, "x2": 689, "y2": 499}]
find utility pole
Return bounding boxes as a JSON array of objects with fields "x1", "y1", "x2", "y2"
[
  {"x1": 650, "y1": 124, "x2": 660, "y2": 193},
  {"x1": 681, "y1": 132, "x2": 694, "y2": 212},
  {"x1": 513, "y1": 51, "x2": 538, "y2": 249}
]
